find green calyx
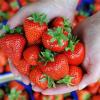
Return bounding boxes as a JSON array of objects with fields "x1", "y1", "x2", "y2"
[
  {"x1": 27, "y1": 12, "x2": 48, "y2": 25},
  {"x1": 57, "y1": 76, "x2": 74, "y2": 86},
  {"x1": 8, "y1": 88, "x2": 23, "y2": 100},
  {"x1": 48, "y1": 27, "x2": 68, "y2": 46},
  {"x1": 0, "y1": 89, "x2": 4, "y2": 99},
  {"x1": 39, "y1": 49, "x2": 55, "y2": 63},
  {"x1": 0, "y1": 11, "x2": 9, "y2": 19},
  {"x1": 63, "y1": 18, "x2": 72, "y2": 33},
  {"x1": 3, "y1": 25, "x2": 23, "y2": 34},
  {"x1": 10, "y1": 1, "x2": 19, "y2": 8},
  {"x1": 65, "y1": 34, "x2": 79, "y2": 52},
  {"x1": 40, "y1": 74, "x2": 56, "y2": 88},
  {"x1": 83, "y1": 93, "x2": 91, "y2": 100}
]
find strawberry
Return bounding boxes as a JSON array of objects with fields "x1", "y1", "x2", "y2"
[
  {"x1": 55, "y1": 94, "x2": 64, "y2": 100},
  {"x1": 19, "y1": 0, "x2": 27, "y2": 6},
  {"x1": 92, "y1": 95, "x2": 100, "y2": 100},
  {"x1": 94, "y1": 3, "x2": 100, "y2": 13},
  {"x1": 29, "y1": 67, "x2": 48, "y2": 89},
  {"x1": 41, "y1": 53, "x2": 69, "y2": 80},
  {"x1": 64, "y1": 42, "x2": 85, "y2": 65},
  {"x1": 9, "y1": 81, "x2": 25, "y2": 91},
  {"x1": 34, "y1": 92, "x2": 41, "y2": 100},
  {"x1": 0, "y1": 66, "x2": 4, "y2": 74},
  {"x1": 41, "y1": 95, "x2": 55, "y2": 100},
  {"x1": 42, "y1": 27, "x2": 69, "y2": 52},
  {"x1": 77, "y1": 90, "x2": 91, "y2": 100},
  {"x1": 95, "y1": 0, "x2": 100, "y2": 3},
  {"x1": 16, "y1": 59, "x2": 31, "y2": 75},
  {"x1": 76, "y1": 15, "x2": 86, "y2": 23},
  {"x1": 0, "y1": 48, "x2": 7, "y2": 66},
  {"x1": 57, "y1": 66, "x2": 83, "y2": 86},
  {"x1": 0, "y1": 34, "x2": 26, "y2": 66},
  {"x1": 23, "y1": 45, "x2": 40, "y2": 66},
  {"x1": 5, "y1": 64, "x2": 11, "y2": 72},
  {"x1": 51, "y1": 17, "x2": 71, "y2": 32},
  {"x1": 24, "y1": 13, "x2": 48, "y2": 45},
  {"x1": 87, "y1": 81, "x2": 100, "y2": 94},
  {"x1": 65, "y1": 97, "x2": 73, "y2": 100}
]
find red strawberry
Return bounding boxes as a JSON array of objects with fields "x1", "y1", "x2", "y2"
[
  {"x1": 23, "y1": 45, "x2": 40, "y2": 66},
  {"x1": 19, "y1": 0, "x2": 27, "y2": 6},
  {"x1": 76, "y1": 15, "x2": 86, "y2": 23},
  {"x1": 42, "y1": 27, "x2": 69, "y2": 52},
  {"x1": 0, "y1": 48, "x2": 7, "y2": 66},
  {"x1": 29, "y1": 67, "x2": 48, "y2": 89},
  {"x1": 5, "y1": 64, "x2": 11, "y2": 72},
  {"x1": 51, "y1": 17, "x2": 71, "y2": 30},
  {"x1": 87, "y1": 82, "x2": 100, "y2": 94},
  {"x1": 0, "y1": 1, "x2": 9, "y2": 11},
  {"x1": 9, "y1": 81, "x2": 25, "y2": 91},
  {"x1": 57, "y1": 66, "x2": 83, "y2": 85},
  {"x1": 0, "y1": 66, "x2": 4, "y2": 74},
  {"x1": 0, "y1": 34, "x2": 26, "y2": 66},
  {"x1": 16, "y1": 59, "x2": 31, "y2": 75},
  {"x1": 94, "y1": 3, "x2": 100, "y2": 13},
  {"x1": 77, "y1": 90, "x2": 91, "y2": 100},
  {"x1": 64, "y1": 42, "x2": 85, "y2": 65},
  {"x1": 24, "y1": 13, "x2": 48, "y2": 45},
  {"x1": 41, "y1": 53, "x2": 69, "y2": 80},
  {"x1": 92, "y1": 95, "x2": 100, "y2": 100},
  {"x1": 34, "y1": 92, "x2": 41, "y2": 100}
]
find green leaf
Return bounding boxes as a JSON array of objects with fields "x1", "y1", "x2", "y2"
[{"x1": 3, "y1": 25, "x2": 10, "y2": 33}]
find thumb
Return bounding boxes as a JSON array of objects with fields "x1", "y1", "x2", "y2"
[{"x1": 7, "y1": 0, "x2": 78, "y2": 29}]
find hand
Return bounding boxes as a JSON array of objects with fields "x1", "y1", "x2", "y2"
[{"x1": 41, "y1": 12, "x2": 100, "y2": 95}]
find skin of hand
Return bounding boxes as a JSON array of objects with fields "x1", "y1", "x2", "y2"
[{"x1": 1, "y1": 0, "x2": 100, "y2": 95}]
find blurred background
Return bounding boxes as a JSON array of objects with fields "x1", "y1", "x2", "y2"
[{"x1": 0, "y1": 0, "x2": 100, "y2": 100}]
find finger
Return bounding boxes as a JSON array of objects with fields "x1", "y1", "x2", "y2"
[
  {"x1": 7, "y1": 0, "x2": 78, "y2": 29},
  {"x1": 79, "y1": 73, "x2": 99, "y2": 90},
  {"x1": 32, "y1": 85, "x2": 43, "y2": 92},
  {"x1": 42, "y1": 85, "x2": 78, "y2": 95},
  {"x1": 8, "y1": 58, "x2": 20, "y2": 77},
  {"x1": 21, "y1": 74, "x2": 30, "y2": 85}
]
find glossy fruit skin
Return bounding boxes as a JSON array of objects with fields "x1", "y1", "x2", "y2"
[
  {"x1": 87, "y1": 82, "x2": 100, "y2": 94},
  {"x1": 77, "y1": 90, "x2": 91, "y2": 100},
  {"x1": 42, "y1": 31, "x2": 68, "y2": 52},
  {"x1": 24, "y1": 19, "x2": 47, "y2": 45},
  {"x1": 9, "y1": 81, "x2": 25, "y2": 91},
  {"x1": 41, "y1": 54, "x2": 69, "y2": 80},
  {"x1": 76, "y1": 15, "x2": 86, "y2": 23},
  {"x1": 51, "y1": 17, "x2": 64, "y2": 28},
  {"x1": 5, "y1": 64, "x2": 11, "y2": 72},
  {"x1": 29, "y1": 67, "x2": 48, "y2": 89},
  {"x1": 16, "y1": 59, "x2": 31, "y2": 75},
  {"x1": 92, "y1": 95, "x2": 100, "y2": 100},
  {"x1": 0, "y1": 34, "x2": 26, "y2": 66},
  {"x1": 23, "y1": 45, "x2": 40, "y2": 66},
  {"x1": 0, "y1": 66, "x2": 4, "y2": 74},
  {"x1": 64, "y1": 42, "x2": 85, "y2": 65},
  {"x1": 94, "y1": 3, "x2": 100, "y2": 13},
  {"x1": 69, "y1": 66, "x2": 83, "y2": 85},
  {"x1": 0, "y1": 48, "x2": 7, "y2": 66}
]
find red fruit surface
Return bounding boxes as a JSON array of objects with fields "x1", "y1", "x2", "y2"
[
  {"x1": 41, "y1": 54, "x2": 69, "y2": 80},
  {"x1": 23, "y1": 45, "x2": 40, "y2": 66},
  {"x1": 64, "y1": 42, "x2": 85, "y2": 65}
]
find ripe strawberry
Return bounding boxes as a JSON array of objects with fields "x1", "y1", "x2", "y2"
[
  {"x1": 16, "y1": 59, "x2": 31, "y2": 75},
  {"x1": 57, "y1": 66, "x2": 83, "y2": 86},
  {"x1": 0, "y1": 66, "x2": 4, "y2": 74},
  {"x1": 24, "y1": 13, "x2": 48, "y2": 45},
  {"x1": 76, "y1": 15, "x2": 86, "y2": 23},
  {"x1": 5, "y1": 64, "x2": 11, "y2": 72},
  {"x1": 34, "y1": 92, "x2": 41, "y2": 100},
  {"x1": 64, "y1": 42, "x2": 85, "y2": 65},
  {"x1": 42, "y1": 27, "x2": 69, "y2": 52},
  {"x1": 51, "y1": 17, "x2": 71, "y2": 32},
  {"x1": 87, "y1": 82, "x2": 100, "y2": 94},
  {"x1": 0, "y1": 1, "x2": 9, "y2": 12},
  {"x1": 29, "y1": 67, "x2": 48, "y2": 89},
  {"x1": 0, "y1": 34, "x2": 26, "y2": 66},
  {"x1": 41, "y1": 53, "x2": 69, "y2": 80},
  {"x1": 9, "y1": 81, "x2": 25, "y2": 91},
  {"x1": 94, "y1": 3, "x2": 100, "y2": 12},
  {"x1": 23, "y1": 45, "x2": 40, "y2": 66},
  {"x1": 19, "y1": 0, "x2": 27, "y2": 6},
  {"x1": 0, "y1": 48, "x2": 7, "y2": 66},
  {"x1": 92, "y1": 95, "x2": 100, "y2": 100},
  {"x1": 77, "y1": 90, "x2": 91, "y2": 100}
]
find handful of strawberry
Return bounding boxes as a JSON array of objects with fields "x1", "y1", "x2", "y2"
[{"x1": 0, "y1": 12, "x2": 85, "y2": 89}]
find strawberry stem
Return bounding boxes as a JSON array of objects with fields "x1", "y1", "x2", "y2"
[
  {"x1": 65, "y1": 34, "x2": 79, "y2": 52},
  {"x1": 57, "y1": 76, "x2": 74, "y2": 86},
  {"x1": 27, "y1": 12, "x2": 48, "y2": 25},
  {"x1": 48, "y1": 27, "x2": 68, "y2": 46}
]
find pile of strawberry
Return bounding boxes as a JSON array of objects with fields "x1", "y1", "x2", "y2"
[
  {"x1": 0, "y1": 81, "x2": 29, "y2": 100},
  {"x1": 0, "y1": 12, "x2": 85, "y2": 89}
]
